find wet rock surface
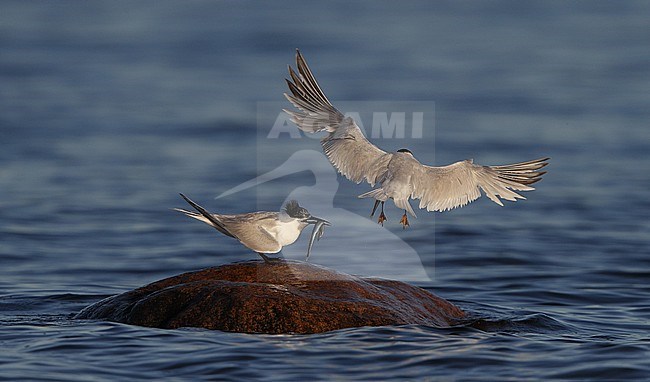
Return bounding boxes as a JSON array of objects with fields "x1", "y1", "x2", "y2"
[{"x1": 76, "y1": 260, "x2": 465, "y2": 334}]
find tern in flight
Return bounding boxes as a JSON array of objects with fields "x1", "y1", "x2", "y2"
[
  {"x1": 174, "y1": 193, "x2": 330, "y2": 262},
  {"x1": 284, "y1": 49, "x2": 548, "y2": 228}
]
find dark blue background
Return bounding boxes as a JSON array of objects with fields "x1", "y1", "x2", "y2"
[{"x1": 1, "y1": 1, "x2": 649, "y2": 380}]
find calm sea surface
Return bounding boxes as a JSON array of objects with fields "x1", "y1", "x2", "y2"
[{"x1": 2, "y1": 1, "x2": 649, "y2": 380}]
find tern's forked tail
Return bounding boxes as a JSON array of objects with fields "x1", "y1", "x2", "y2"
[{"x1": 175, "y1": 193, "x2": 235, "y2": 238}]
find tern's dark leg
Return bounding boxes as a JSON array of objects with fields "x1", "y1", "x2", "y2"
[
  {"x1": 258, "y1": 253, "x2": 273, "y2": 263},
  {"x1": 371, "y1": 200, "x2": 381, "y2": 216},
  {"x1": 377, "y1": 201, "x2": 387, "y2": 226},
  {"x1": 399, "y1": 210, "x2": 410, "y2": 229}
]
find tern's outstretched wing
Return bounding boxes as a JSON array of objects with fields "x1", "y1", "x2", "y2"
[
  {"x1": 410, "y1": 157, "x2": 549, "y2": 212},
  {"x1": 284, "y1": 49, "x2": 391, "y2": 186}
]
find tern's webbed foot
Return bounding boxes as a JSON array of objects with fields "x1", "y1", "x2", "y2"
[
  {"x1": 400, "y1": 213, "x2": 410, "y2": 229},
  {"x1": 378, "y1": 211, "x2": 387, "y2": 226}
]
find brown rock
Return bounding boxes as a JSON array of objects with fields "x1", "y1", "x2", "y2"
[{"x1": 76, "y1": 260, "x2": 465, "y2": 334}]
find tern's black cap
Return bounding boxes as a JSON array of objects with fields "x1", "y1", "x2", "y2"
[{"x1": 284, "y1": 200, "x2": 309, "y2": 218}]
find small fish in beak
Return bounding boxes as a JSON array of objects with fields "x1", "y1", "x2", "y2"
[{"x1": 304, "y1": 216, "x2": 330, "y2": 261}]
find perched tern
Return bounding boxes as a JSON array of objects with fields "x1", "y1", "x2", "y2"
[
  {"x1": 284, "y1": 49, "x2": 549, "y2": 228},
  {"x1": 174, "y1": 193, "x2": 330, "y2": 262}
]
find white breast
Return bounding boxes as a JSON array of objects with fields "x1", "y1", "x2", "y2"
[
  {"x1": 267, "y1": 219, "x2": 303, "y2": 247},
  {"x1": 384, "y1": 154, "x2": 416, "y2": 200}
]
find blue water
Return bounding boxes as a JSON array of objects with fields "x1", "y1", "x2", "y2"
[{"x1": 2, "y1": 1, "x2": 650, "y2": 380}]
